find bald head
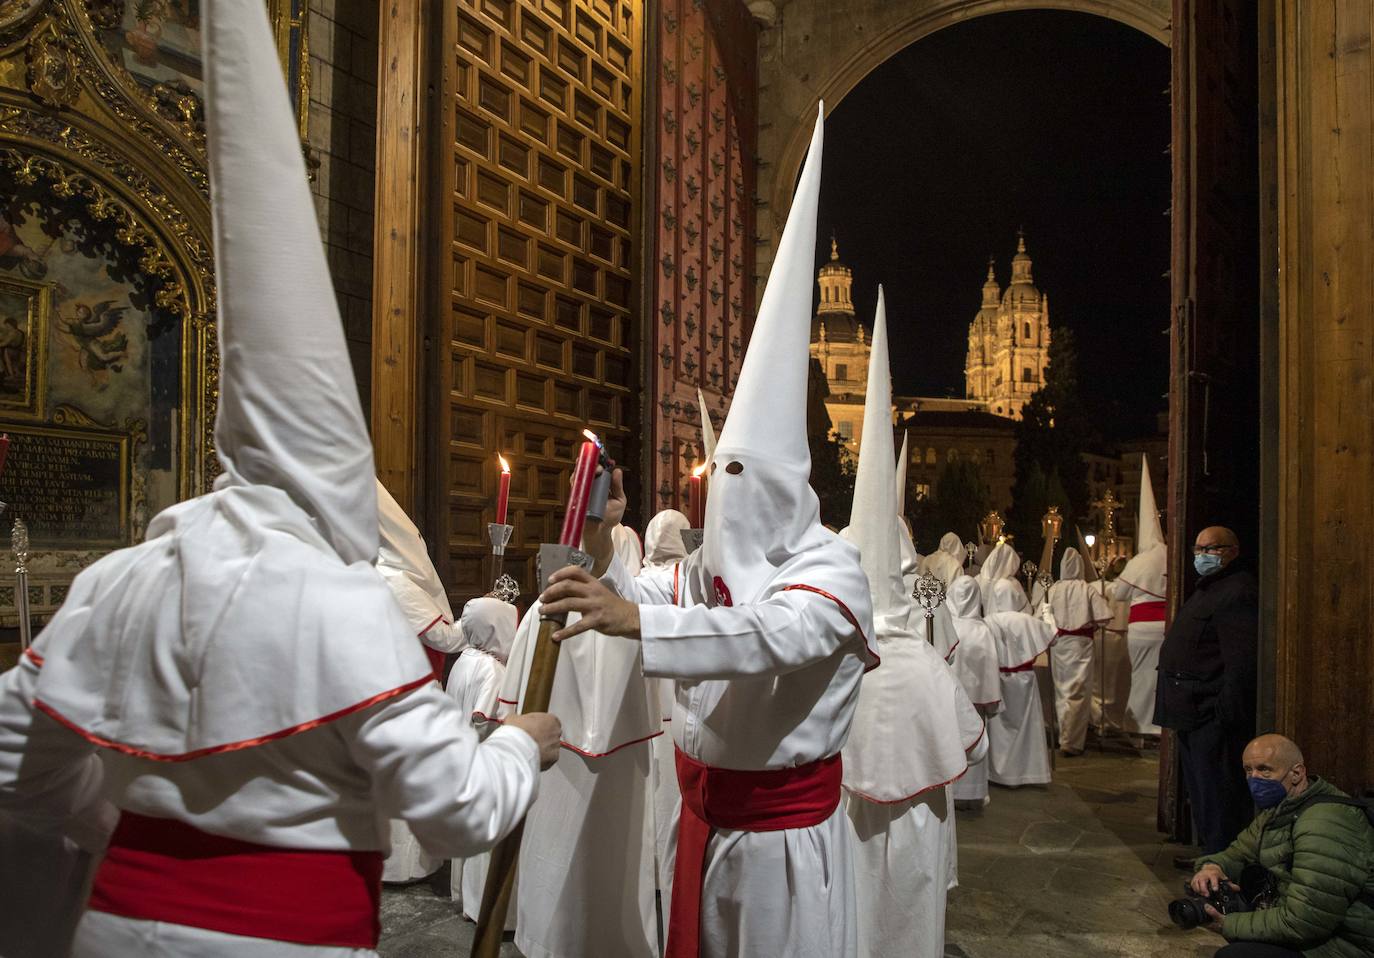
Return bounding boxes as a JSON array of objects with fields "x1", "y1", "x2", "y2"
[
  {"x1": 1194, "y1": 526, "x2": 1241, "y2": 569},
  {"x1": 1244, "y1": 734, "x2": 1309, "y2": 796}
]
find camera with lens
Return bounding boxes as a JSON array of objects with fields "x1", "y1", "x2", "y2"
[{"x1": 1169, "y1": 864, "x2": 1277, "y2": 930}]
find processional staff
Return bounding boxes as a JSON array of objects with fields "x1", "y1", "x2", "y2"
[
  {"x1": 471, "y1": 429, "x2": 614, "y2": 958},
  {"x1": 914, "y1": 571, "x2": 946, "y2": 647}
]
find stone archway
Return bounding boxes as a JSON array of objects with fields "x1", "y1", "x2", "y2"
[{"x1": 752, "y1": 0, "x2": 1170, "y2": 275}]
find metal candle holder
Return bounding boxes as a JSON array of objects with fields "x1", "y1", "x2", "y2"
[
  {"x1": 12, "y1": 517, "x2": 31, "y2": 651},
  {"x1": 965, "y1": 540, "x2": 977, "y2": 569},
  {"x1": 914, "y1": 571, "x2": 946, "y2": 646},
  {"x1": 487, "y1": 521, "x2": 514, "y2": 578},
  {"x1": 1020, "y1": 559, "x2": 1038, "y2": 599}
]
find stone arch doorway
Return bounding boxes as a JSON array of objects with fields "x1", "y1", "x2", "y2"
[{"x1": 754, "y1": 0, "x2": 1169, "y2": 267}]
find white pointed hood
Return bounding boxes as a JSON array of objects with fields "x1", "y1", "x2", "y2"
[
  {"x1": 688, "y1": 106, "x2": 876, "y2": 665},
  {"x1": 207, "y1": 0, "x2": 376, "y2": 565},
  {"x1": 377, "y1": 479, "x2": 456, "y2": 637},
  {"x1": 1137, "y1": 455, "x2": 1164, "y2": 553},
  {"x1": 844, "y1": 287, "x2": 907, "y2": 633},
  {"x1": 643, "y1": 509, "x2": 690, "y2": 570},
  {"x1": 896, "y1": 431, "x2": 910, "y2": 515},
  {"x1": 698, "y1": 388, "x2": 717, "y2": 464},
  {"x1": 458, "y1": 597, "x2": 517, "y2": 664},
  {"x1": 840, "y1": 288, "x2": 981, "y2": 803},
  {"x1": 27, "y1": 0, "x2": 429, "y2": 760}
]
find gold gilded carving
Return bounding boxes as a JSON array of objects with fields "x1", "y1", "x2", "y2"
[{"x1": 26, "y1": 30, "x2": 79, "y2": 109}]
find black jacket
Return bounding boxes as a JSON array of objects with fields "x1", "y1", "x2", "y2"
[{"x1": 1153, "y1": 560, "x2": 1258, "y2": 732}]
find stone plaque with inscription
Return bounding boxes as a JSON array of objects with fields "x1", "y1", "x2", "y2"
[{"x1": 0, "y1": 422, "x2": 131, "y2": 549}]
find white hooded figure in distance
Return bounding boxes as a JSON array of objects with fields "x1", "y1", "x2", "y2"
[
  {"x1": 977, "y1": 541, "x2": 1028, "y2": 612},
  {"x1": 643, "y1": 507, "x2": 691, "y2": 918},
  {"x1": 499, "y1": 523, "x2": 661, "y2": 958},
  {"x1": 1046, "y1": 548, "x2": 1112, "y2": 756},
  {"x1": 536, "y1": 106, "x2": 878, "y2": 958},
  {"x1": 924, "y1": 532, "x2": 967, "y2": 587},
  {"x1": 0, "y1": 4, "x2": 557, "y2": 955},
  {"x1": 1113, "y1": 457, "x2": 1168, "y2": 737},
  {"x1": 984, "y1": 578, "x2": 1056, "y2": 787},
  {"x1": 946, "y1": 577, "x2": 1004, "y2": 806},
  {"x1": 375, "y1": 479, "x2": 467, "y2": 884},
  {"x1": 444, "y1": 597, "x2": 518, "y2": 917},
  {"x1": 839, "y1": 289, "x2": 985, "y2": 958}
]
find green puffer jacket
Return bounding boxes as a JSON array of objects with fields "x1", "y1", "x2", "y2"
[{"x1": 1198, "y1": 777, "x2": 1374, "y2": 958}]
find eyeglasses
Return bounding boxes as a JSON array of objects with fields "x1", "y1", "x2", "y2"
[{"x1": 1193, "y1": 544, "x2": 1234, "y2": 555}]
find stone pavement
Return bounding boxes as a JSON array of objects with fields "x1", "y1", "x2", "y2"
[{"x1": 379, "y1": 747, "x2": 1220, "y2": 957}]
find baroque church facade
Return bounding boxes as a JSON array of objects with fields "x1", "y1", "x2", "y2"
[{"x1": 964, "y1": 234, "x2": 1052, "y2": 420}]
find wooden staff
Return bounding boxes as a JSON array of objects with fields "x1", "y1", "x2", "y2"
[{"x1": 470, "y1": 436, "x2": 609, "y2": 958}]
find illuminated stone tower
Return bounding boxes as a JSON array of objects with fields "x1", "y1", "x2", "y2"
[
  {"x1": 809, "y1": 237, "x2": 868, "y2": 448},
  {"x1": 965, "y1": 232, "x2": 1051, "y2": 419}
]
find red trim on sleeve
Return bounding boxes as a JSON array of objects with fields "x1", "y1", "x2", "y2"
[
  {"x1": 416, "y1": 614, "x2": 446, "y2": 638},
  {"x1": 781, "y1": 584, "x2": 880, "y2": 671},
  {"x1": 22, "y1": 647, "x2": 43, "y2": 667},
  {"x1": 32, "y1": 674, "x2": 435, "y2": 763}
]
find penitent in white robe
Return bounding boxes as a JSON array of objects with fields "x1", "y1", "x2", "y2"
[
  {"x1": 985, "y1": 608, "x2": 1056, "y2": 787},
  {"x1": 946, "y1": 578, "x2": 1003, "y2": 805},
  {"x1": 1113, "y1": 544, "x2": 1168, "y2": 736},
  {"x1": 1046, "y1": 550, "x2": 1112, "y2": 754},
  {"x1": 501, "y1": 599, "x2": 661, "y2": 958},
  {"x1": 0, "y1": 653, "x2": 539, "y2": 958},
  {"x1": 602, "y1": 556, "x2": 874, "y2": 958}
]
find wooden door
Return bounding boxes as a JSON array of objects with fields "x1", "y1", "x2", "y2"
[{"x1": 436, "y1": 0, "x2": 644, "y2": 598}]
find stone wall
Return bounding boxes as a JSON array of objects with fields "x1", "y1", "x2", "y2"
[{"x1": 307, "y1": 0, "x2": 380, "y2": 421}]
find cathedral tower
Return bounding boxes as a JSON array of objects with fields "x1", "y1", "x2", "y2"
[
  {"x1": 964, "y1": 233, "x2": 1051, "y2": 419},
  {"x1": 809, "y1": 237, "x2": 868, "y2": 447}
]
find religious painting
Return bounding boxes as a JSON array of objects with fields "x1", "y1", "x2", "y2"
[
  {"x1": 97, "y1": 0, "x2": 204, "y2": 94},
  {"x1": 0, "y1": 167, "x2": 187, "y2": 548},
  {"x1": 0, "y1": 274, "x2": 50, "y2": 421}
]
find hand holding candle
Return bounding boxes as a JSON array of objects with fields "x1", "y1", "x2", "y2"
[{"x1": 495, "y1": 454, "x2": 511, "y2": 526}]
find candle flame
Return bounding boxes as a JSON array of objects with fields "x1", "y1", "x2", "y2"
[
  {"x1": 497, "y1": 454, "x2": 510, "y2": 473},
  {"x1": 582, "y1": 429, "x2": 602, "y2": 447},
  {"x1": 692, "y1": 462, "x2": 708, "y2": 477}
]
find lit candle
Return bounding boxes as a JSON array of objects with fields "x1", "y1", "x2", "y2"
[
  {"x1": 689, "y1": 462, "x2": 707, "y2": 528},
  {"x1": 559, "y1": 430, "x2": 601, "y2": 546},
  {"x1": 495, "y1": 454, "x2": 511, "y2": 526}
]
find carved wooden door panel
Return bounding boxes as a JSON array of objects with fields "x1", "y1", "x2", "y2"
[
  {"x1": 438, "y1": 0, "x2": 642, "y2": 598},
  {"x1": 650, "y1": 0, "x2": 757, "y2": 516}
]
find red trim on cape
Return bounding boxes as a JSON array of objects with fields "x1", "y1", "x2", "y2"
[
  {"x1": 22, "y1": 647, "x2": 43, "y2": 667},
  {"x1": 945, "y1": 639, "x2": 960, "y2": 662},
  {"x1": 32, "y1": 674, "x2": 434, "y2": 763},
  {"x1": 843, "y1": 763, "x2": 970, "y2": 806},
  {"x1": 781, "y1": 583, "x2": 880, "y2": 671},
  {"x1": 671, "y1": 563, "x2": 680, "y2": 606},
  {"x1": 964, "y1": 721, "x2": 987, "y2": 754},
  {"x1": 1119, "y1": 578, "x2": 1166, "y2": 600}
]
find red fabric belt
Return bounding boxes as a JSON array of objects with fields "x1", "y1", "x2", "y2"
[
  {"x1": 88, "y1": 813, "x2": 383, "y2": 949},
  {"x1": 667, "y1": 748, "x2": 842, "y2": 958},
  {"x1": 1056, "y1": 625, "x2": 1097, "y2": 638},
  {"x1": 423, "y1": 645, "x2": 446, "y2": 682},
  {"x1": 1129, "y1": 600, "x2": 1167, "y2": 624},
  {"x1": 1002, "y1": 661, "x2": 1037, "y2": 674}
]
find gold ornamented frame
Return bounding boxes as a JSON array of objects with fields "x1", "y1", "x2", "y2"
[{"x1": 0, "y1": 272, "x2": 50, "y2": 421}]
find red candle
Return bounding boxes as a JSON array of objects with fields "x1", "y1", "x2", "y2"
[
  {"x1": 689, "y1": 463, "x2": 706, "y2": 527},
  {"x1": 559, "y1": 432, "x2": 600, "y2": 546},
  {"x1": 495, "y1": 454, "x2": 511, "y2": 525}
]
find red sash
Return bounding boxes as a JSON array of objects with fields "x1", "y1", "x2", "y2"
[
  {"x1": 88, "y1": 813, "x2": 383, "y2": 948},
  {"x1": 667, "y1": 748, "x2": 842, "y2": 958},
  {"x1": 1056, "y1": 625, "x2": 1097, "y2": 638},
  {"x1": 1129, "y1": 600, "x2": 1167, "y2": 624},
  {"x1": 1001, "y1": 660, "x2": 1037, "y2": 674}
]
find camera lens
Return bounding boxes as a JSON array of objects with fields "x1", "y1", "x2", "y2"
[{"x1": 1168, "y1": 897, "x2": 1205, "y2": 930}]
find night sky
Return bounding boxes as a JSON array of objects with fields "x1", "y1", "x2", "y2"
[{"x1": 814, "y1": 11, "x2": 1171, "y2": 439}]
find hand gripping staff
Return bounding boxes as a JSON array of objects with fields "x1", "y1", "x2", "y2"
[{"x1": 469, "y1": 432, "x2": 614, "y2": 957}]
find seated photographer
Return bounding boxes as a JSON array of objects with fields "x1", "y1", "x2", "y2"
[{"x1": 1188, "y1": 734, "x2": 1374, "y2": 958}]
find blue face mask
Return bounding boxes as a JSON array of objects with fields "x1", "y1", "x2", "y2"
[
  {"x1": 1194, "y1": 553, "x2": 1224, "y2": 577},
  {"x1": 1248, "y1": 775, "x2": 1289, "y2": 809}
]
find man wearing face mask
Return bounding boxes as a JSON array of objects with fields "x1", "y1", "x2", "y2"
[
  {"x1": 1188, "y1": 735, "x2": 1374, "y2": 957},
  {"x1": 1155, "y1": 526, "x2": 1259, "y2": 855}
]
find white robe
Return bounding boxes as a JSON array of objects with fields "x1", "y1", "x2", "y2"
[
  {"x1": 603, "y1": 557, "x2": 870, "y2": 958},
  {"x1": 985, "y1": 611, "x2": 1055, "y2": 786},
  {"x1": 0, "y1": 653, "x2": 539, "y2": 958},
  {"x1": 501, "y1": 604, "x2": 660, "y2": 958},
  {"x1": 445, "y1": 649, "x2": 507, "y2": 917},
  {"x1": 1046, "y1": 563, "x2": 1111, "y2": 754},
  {"x1": 1091, "y1": 582, "x2": 1133, "y2": 731},
  {"x1": 1113, "y1": 546, "x2": 1168, "y2": 736}
]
